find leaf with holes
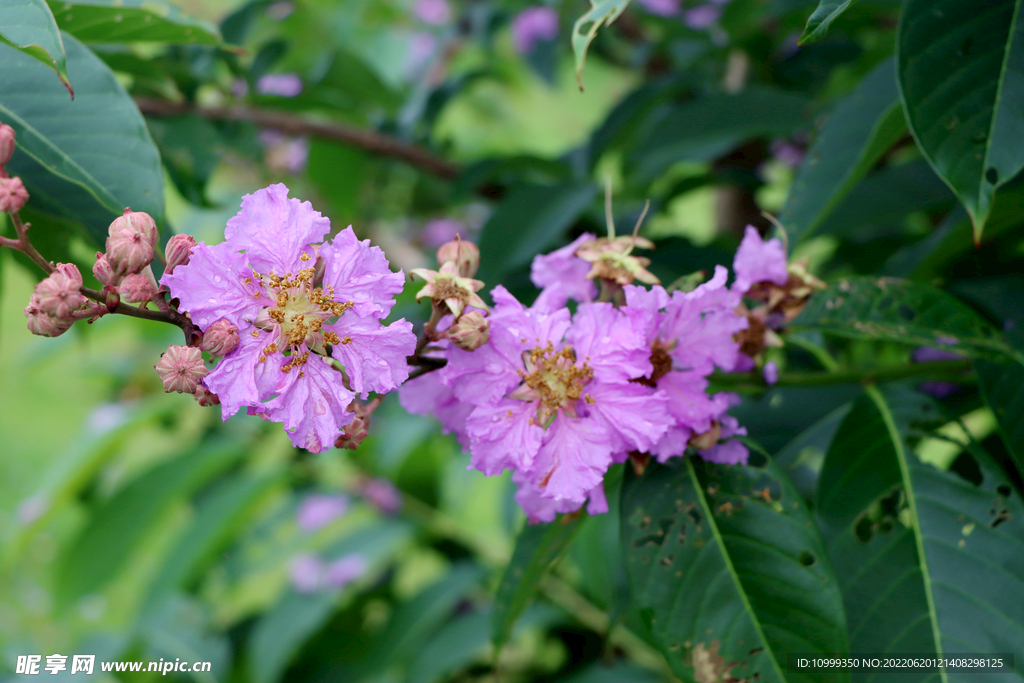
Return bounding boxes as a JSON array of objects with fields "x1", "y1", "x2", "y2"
[
  {"x1": 572, "y1": 0, "x2": 630, "y2": 91},
  {"x1": 799, "y1": 0, "x2": 858, "y2": 45},
  {"x1": 897, "y1": 0, "x2": 1024, "y2": 242},
  {"x1": 0, "y1": 0, "x2": 71, "y2": 94},
  {"x1": 47, "y1": 0, "x2": 222, "y2": 45},
  {"x1": 492, "y1": 513, "x2": 585, "y2": 652},
  {"x1": 818, "y1": 386, "x2": 1024, "y2": 681},
  {"x1": 792, "y1": 276, "x2": 1019, "y2": 363},
  {"x1": 621, "y1": 456, "x2": 849, "y2": 683},
  {"x1": 781, "y1": 59, "x2": 907, "y2": 245}
]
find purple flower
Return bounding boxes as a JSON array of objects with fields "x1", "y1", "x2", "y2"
[
  {"x1": 770, "y1": 139, "x2": 804, "y2": 169},
  {"x1": 636, "y1": 0, "x2": 680, "y2": 16},
  {"x1": 290, "y1": 554, "x2": 324, "y2": 593},
  {"x1": 257, "y1": 73, "x2": 303, "y2": 97},
  {"x1": 732, "y1": 226, "x2": 789, "y2": 294},
  {"x1": 297, "y1": 494, "x2": 350, "y2": 531},
  {"x1": 399, "y1": 368, "x2": 474, "y2": 448},
  {"x1": 359, "y1": 477, "x2": 403, "y2": 514},
  {"x1": 684, "y1": 4, "x2": 721, "y2": 29},
  {"x1": 530, "y1": 233, "x2": 597, "y2": 312},
  {"x1": 261, "y1": 130, "x2": 310, "y2": 174},
  {"x1": 422, "y1": 218, "x2": 466, "y2": 248},
  {"x1": 324, "y1": 554, "x2": 367, "y2": 589},
  {"x1": 912, "y1": 346, "x2": 963, "y2": 363},
  {"x1": 763, "y1": 360, "x2": 779, "y2": 386},
  {"x1": 162, "y1": 184, "x2": 415, "y2": 453},
  {"x1": 414, "y1": 0, "x2": 451, "y2": 25},
  {"x1": 511, "y1": 6, "x2": 559, "y2": 55},
  {"x1": 697, "y1": 415, "x2": 748, "y2": 465}
]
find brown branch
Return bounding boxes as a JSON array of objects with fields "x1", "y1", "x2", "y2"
[{"x1": 134, "y1": 98, "x2": 462, "y2": 181}]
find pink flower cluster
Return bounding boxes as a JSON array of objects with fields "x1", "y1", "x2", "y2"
[{"x1": 162, "y1": 184, "x2": 416, "y2": 453}]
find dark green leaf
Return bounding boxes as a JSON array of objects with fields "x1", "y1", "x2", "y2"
[
  {"x1": 621, "y1": 457, "x2": 849, "y2": 683},
  {"x1": 492, "y1": 514, "x2": 585, "y2": 651},
  {"x1": 0, "y1": 32, "x2": 165, "y2": 245},
  {"x1": 781, "y1": 59, "x2": 906, "y2": 244},
  {"x1": 628, "y1": 88, "x2": 812, "y2": 181},
  {"x1": 47, "y1": 0, "x2": 222, "y2": 45},
  {"x1": 792, "y1": 276, "x2": 1019, "y2": 363},
  {"x1": 975, "y1": 359, "x2": 1024, "y2": 480},
  {"x1": 147, "y1": 115, "x2": 225, "y2": 207},
  {"x1": 572, "y1": 0, "x2": 631, "y2": 91},
  {"x1": 897, "y1": 0, "x2": 1024, "y2": 241},
  {"x1": 476, "y1": 182, "x2": 597, "y2": 285},
  {"x1": 799, "y1": 0, "x2": 859, "y2": 45},
  {"x1": 0, "y1": 0, "x2": 71, "y2": 94}
]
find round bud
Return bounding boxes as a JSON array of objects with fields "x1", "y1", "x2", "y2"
[
  {"x1": 0, "y1": 123, "x2": 16, "y2": 167},
  {"x1": 201, "y1": 318, "x2": 240, "y2": 357},
  {"x1": 154, "y1": 344, "x2": 208, "y2": 394},
  {"x1": 24, "y1": 293, "x2": 72, "y2": 337},
  {"x1": 436, "y1": 237, "x2": 480, "y2": 277},
  {"x1": 0, "y1": 176, "x2": 29, "y2": 213},
  {"x1": 165, "y1": 233, "x2": 197, "y2": 274},
  {"x1": 106, "y1": 208, "x2": 158, "y2": 275},
  {"x1": 118, "y1": 271, "x2": 158, "y2": 304},
  {"x1": 93, "y1": 252, "x2": 117, "y2": 286},
  {"x1": 448, "y1": 310, "x2": 490, "y2": 351},
  {"x1": 34, "y1": 263, "x2": 85, "y2": 319}
]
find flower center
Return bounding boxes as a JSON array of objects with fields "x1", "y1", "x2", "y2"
[
  {"x1": 511, "y1": 343, "x2": 593, "y2": 424},
  {"x1": 633, "y1": 340, "x2": 675, "y2": 387}
]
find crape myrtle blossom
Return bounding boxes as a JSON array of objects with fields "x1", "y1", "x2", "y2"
[{"x1": 162, "y1": 184, "x2": 416, "y2": 453}]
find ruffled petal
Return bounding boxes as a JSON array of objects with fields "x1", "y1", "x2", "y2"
[
  {"x1": 325, "y1": 315, "x2": 416, "y2": 396},
  {"x1": 530, "y1": 233, "x2": 597, "y2": 311},
  {"x1": 263, "y1": 354, "x2": 356, "y2": 453},
  {"x1": 567, "y1": 302, "x2": 651, "y2": 382},
  {"x1": 397, "y1": 372, "x2": 473, "y2": 449},
  {"x1": 320, "y1": 227, "x2": 405, "y2": 318},
  {"x1": 732, "y1": 225, "x2": 788, "y2": 293},
  {"x1": 656, "y1": 370, "x2": 732, "y2": 434},
  {"x1": 530, "y1": 414, "x2": 613, "y2": 504},
  {"x1": 224, "y1": 184, "x2": 330, "y2": 275},
  {"x1": 161, "y1": 241, "x2": 264, "y2": 330},
  {"x1": 650, "y1": 425, "x2": 693, "y2": 462},
  {"x1": 699, "y1": 439, "x2": 749, "y2": 465},
  {"x1": 465, "y1": 399, "x2": 544, "y2": 475},
  {"x1": 205, "y1": 326, "x2": 285, "y2": 418},
  {"x1": 582, "y1": 381, "x2": 672, "y2": 454},
  {"x1": 512, "y1": 470, "x2": 584, "y2": 523}
]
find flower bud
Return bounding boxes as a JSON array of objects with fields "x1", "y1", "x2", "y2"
[
  {"x1": 154, "y1": 344, "x2": 208, "y2": 394},
  {"x1": 106, "y1": 208, "x2": 158, "y2": 275},
  {"x1": 24, "y1": 293, "x2": 72, "y2": 337},
  {"x1": 201, "y1": 318, "x2": 240, "y2": 357},
  {"x1": 0, "y1": 176, "x2": 29, "y2": 213},
  {"x1": 118, "y1": 270, "x2": 158, "y2": 304},
  {"x1": 448, "y1": 310, "x2": 490, "y2": 351},
  {"x1": 0, "y1": 123, "x2": 15, "y2": 167},
  {"x1": 104, "y1": 287, "x2": 121, "y2": 313},
  {"x1": 436, "y1": 236, "x2": 480, "y2": 277},
  {"x1": 334, "y1": 414, "x2": 369, "y2": 450},
  {"x1": 34, "y1": 263, "x2": 85, "y2": 319},
  {"x1": 165, "y1": 233, "x2": 197, "y2": 274},
  {"x1": 194, "y1": 386, "x2": 221, "y2": 407},
  {"x1": 92, "y1": 252, "x2": 117, "y2": 286},
  {"x1": 688, "y1": 422, "x2": 722, "y2": 451}
]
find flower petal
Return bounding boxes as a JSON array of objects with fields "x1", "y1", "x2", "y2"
[
  {"x1": 224, "y1": 184, "x2": 330, "y2": 275},
  {"x1": 205, "y1": 327, "x2": 284, "y2": 418},
  {"x1": 161, "y1": 241, "x2": 263, "y2": 330},
  {"x1": 264, "y1": 354, "x2": 355, "y2": 453},
  {"x1": 530, "y1": 413, "x2": 613, "y2": 504},
  {"x1": 398, "y1": 371, "x2": 474, "y2": 449},
  {"x1": 320, "y1": 227, "x2": 405, "y2": 318},
  {"x1": 465, "y1": 399, "x2": 544, "y2": 475},
  {"x1": 326, "y1": 315, "x2": 416, "y2": 396},
  {"x1": 582, "y1": 381, "x2": 672, "y2": 454},
  {"x1": 733, "y1": 225, "x2": 788, "y2": 293},
  {"x1": 567, "y1": 302, "x2": 651, "y2": 382}
]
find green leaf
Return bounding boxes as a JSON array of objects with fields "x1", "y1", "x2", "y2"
[
  {"x1": 0, "y1": 0, "x2": 71, "y2": 94},
  {"x1": 897, "y1": 0, "x2": 1024, "y2": 242},
  {"x1": 572, "y1": 0, "x2": 631, "y2": 91},
  {"x1": 55, "y1": 440, "x2": 246, "y2": 606},
  {"x1": 476, "y1": 182, "x2": 597, "y2": 285},
  {"x1": 621, "y1": 457, "x2": 849, "y2": 683},
  {"x1": 781, "y1": 59, "x2": 907, "y2": 244},
  {"x1": 975, "y1": 358, "x2": 1024, "y2": 480},
  {"x1": 492, "y1": 514, "x2": 585, "y2": 652},
  {"x1": 799, "y1": 0, "x2": 859, "y2": 45},
  {"x1": 0, "y1": 31, "x2": 165, "y2": 245},
  {"x1": 792, "y1": 276, "x2": 1019, "y2": 362},
  {"x1": 628, "y1": 88, "x2": 811, "y2": 181},
  {"x1": 818, "y1": 386, "x2": 1024, "y2": 679},
  {"x1": 47, "y1": 0, "x2": 222, "y2": 45}
]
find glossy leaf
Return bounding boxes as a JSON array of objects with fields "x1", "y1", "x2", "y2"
[
  {"x1": 897, "y1": 0, "x2": 1024, "y2": 241},
  {"x1": 0, "y1": 0, "x2": 71, "y2": 94},
  {"x1": 781, "y1": 59, "x2": 907, "y2": 244},
  {"x1": 572, "y1": 0, "x2": 631, "y2": 91},
  {"x1": 975, "y1": 359, "x2": 1024, "y2": 479},
  {"x1": 47, "y1": 0, "x2": 222, "y2": 45},
  {"x1": 492, "y1": 513, "x2": 585, "y2": 652},
  {"x1": 621, "y1": 456, "x2": 849, "y2": 683},
  {"x1": 818, "y1": 387, "x2": 1024, "y2": 680},
  {"x1": 792, "y1": 276, "x2": 1019, "y2": 362},
  {"x1": 0, "y1": 32, "x2": 165, "y2": 245},
  {"x1": 799, "y1": 0, "x2": 858, "y2": 45}
]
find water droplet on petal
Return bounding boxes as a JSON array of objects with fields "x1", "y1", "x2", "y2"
[{"x1": 214, "y1": 275, "x2": 222, "y2": 283}]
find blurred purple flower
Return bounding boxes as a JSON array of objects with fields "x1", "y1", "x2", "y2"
[
  {"x1": 257, "y1": 73, "x2": 303, "y2": 97},
  {"x1": 770, "y1": 139, "x2": 804, "y2": 169},
  {"x1": 296, "y1": 494, "x2": 350, "y2": 531},
  {"x1": 912, "y1": 346, "x2": 964, "y2": 363},
  {"x1": 324, "y1": 554, "x2": 367, "y2": 589},
  {"x1": 290, "y1": 554, "x2": 324, "y2": 593},
  {"x1": 361, "y1": 477, "x2": 403, "y2": 514},
  {"x1": 260, "y1": 130, "x2": 310, "y2": 174},
  {"x1": 918, "y1": 381, "x2": 961, "y2": 399},
  {"x1": 684, "y1": 4, "x2": 721, "y2": 29},
  {"x1": 636, "y1": 0, "x2": 679, "y2": 16},
  {"x1": 511, "y1": 6, "x2": 559, "y2": 55},
  {"x1": 414, "y1": 0, "x2": 451, "y2": 25},
  {"x1": 405, "y1": 32, "x2": 438, "y2": 78},
  {"x1": 422, "y1": 218, "x2": 466, "y2": 248},
  {"x1": 231, "y1": 78, "x2": 249, "y2": 98},
  {"x1": 266, "y1": 1, "x2": 295, "y2": 20},
  {"x1": 763, "y1": 361, "x2": 779, "y2": 386}
]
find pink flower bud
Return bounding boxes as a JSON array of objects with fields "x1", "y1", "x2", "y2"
[
  {"x1": 0, "y1": 123, "x2": 15, "y2": 167},
  {"x1": 194, "y1": 386, "x2": 220, "y2": 407},
  {"x1": 448, "y1": 310, "x2": 490, "y2": 350},
  {"x1": 165, "y1": 233, "x2": 197, "y2": 274},
  {"x1": 106, "y1": 208, "x2": 158, "y2": 275},
  {"x1": 334, "y1": 414, "x2": 369, "y2": 450},
  {"x1": 154, "y1": 344, "x2": 208, "y2": 394},
  {"x1": 118, "y1": 271, "x2": 157, "y2": 303},
  {"x1": 34, "y1": 263, "x2": 85, "y2": 319},
  {"x1": 436, "y1": 236, "x2": 480, "y2": 277},
  {"x1": 93, "y1": 252, "x2": 117, "y2": 286},
  {"x1": 0, "y1": 176, "x2": 29, "y2": 213},
  {"x1": 201, "y1": 318, "x2": 240, "y2": 357},
  {"x1": 24, "y1": 293, "x2": 72, "y2": 337}
]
